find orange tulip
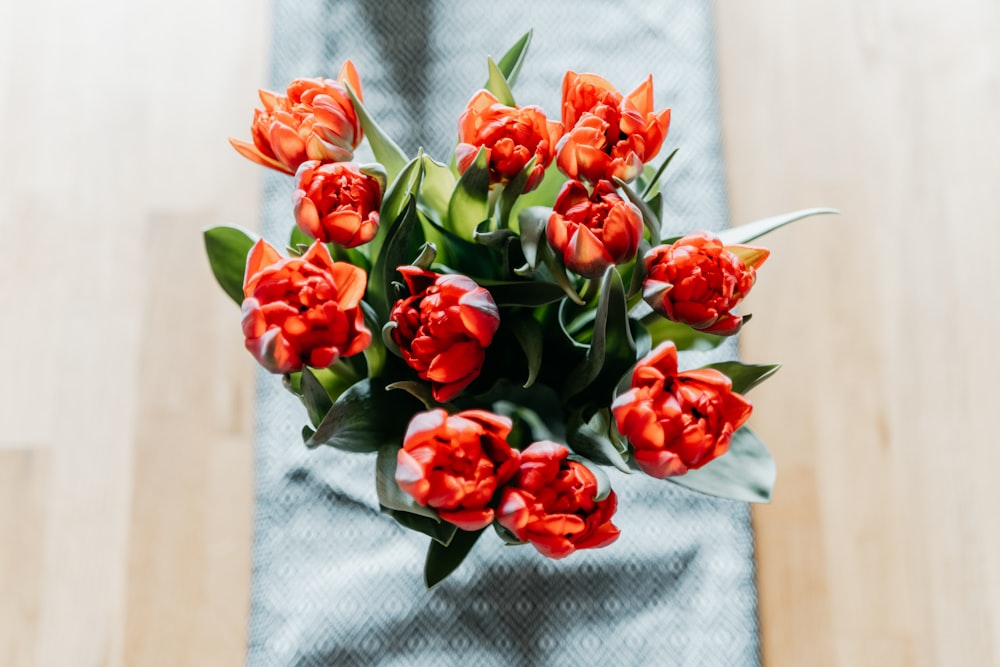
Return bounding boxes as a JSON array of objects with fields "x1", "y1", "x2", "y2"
[
  {"x1": 230, "y1": 61, "x2": 363, "y2": 175},
  {"x1": 455, "y1": 90, "x2": 563, "y2": 193},
  {"x1": 497, "y1": 441, "x2": 620, "y2": 559},
  {"x1": 241, "y1": 239, "x2": 371, "y2": 373},
  {"x1": 556, "y1": 71, "x2": 671, "y2": 184},
  {"x1": 643, "y1": 231, "x2": 769, "y2": 336},
  {"x1": 396, "y1": 409, "x2": 521, "y2": 531},
  {"x1": 612, "y1": 342, "x2": 753, "y2": 478},
  {"x1": 293, "y1": 161, "x2": 382, "y2": 247},
  {"x1": 546, "y1": 179, "x2": 643, "y2": 278},
  {"x1": 389, "y1": 267, "x2": 501, "y2": 403}
]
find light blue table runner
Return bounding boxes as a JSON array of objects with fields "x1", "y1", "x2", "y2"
[{"x1": 249, "y1": 3, "x2": 761, "y2": 664}]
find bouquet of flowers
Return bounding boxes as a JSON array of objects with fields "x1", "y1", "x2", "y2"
[{"x1": 205, "y1": 32, "x2": 832, "y2": 587}]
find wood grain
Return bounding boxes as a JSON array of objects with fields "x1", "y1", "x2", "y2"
[
  {"x1": 0, "y1": 0, "x2": 268, "y2": 664},
  {"x1": 715, "y1": 1, "x2": 1000, "y2": 665}
]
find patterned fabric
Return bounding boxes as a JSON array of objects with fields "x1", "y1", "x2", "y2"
[{"x1": 248, "y1": 2, "x2": 761, "y2": 665}]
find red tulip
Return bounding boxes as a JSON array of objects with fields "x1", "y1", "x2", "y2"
[
  {"x1": 643, "y1": 231, "x2": 769, "y2": 336},
  {"x1": 455, "y1": 90, "x2": 563, "y2": 193},
  {"x1": 389, "y1": 267, "x2": 500, "y2": 402},
  {"x1": 612, "y1": 342, "x2": 752, "y2": 478},
  {"x1": 396, "y1": 409, "x2": 520, "y2": 531},
  {"x1": 546, "y1": 179, "x2": 643, "y2": 278},
  {"x1": 230, "y1": 61, "x2": 364, "y2": 175},
  {"x1": 497, "y1": 441, "x2": 620, "y2": 559},
  {"x1": 556, "y1": 71, "x2": 671, "y2": 184},
  {"x1": 241, "y1": 239, "x2": 371, "y2": 374},
  {"x1": 293, "y1": 161, "x2": 382, "y2": 247}
]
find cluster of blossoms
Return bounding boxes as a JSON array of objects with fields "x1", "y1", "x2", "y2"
[{"x1": 209, "y1": 37, "x2": 800, "y2": 584}]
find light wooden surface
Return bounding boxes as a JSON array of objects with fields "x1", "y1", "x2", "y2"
[
  {"x1": 716, "y1": 1, "x2": 1000, "y2": 666},
  {"x1": 0, "y1": 0, "x2": 268, "y2": 665},
  {"x1": 1, "y1": 1, "x2": 997, "y2": 665}
]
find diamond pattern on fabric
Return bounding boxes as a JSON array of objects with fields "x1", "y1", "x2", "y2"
[{"x1": 248, "y1": 2, "x2": 761, "y2": 665}]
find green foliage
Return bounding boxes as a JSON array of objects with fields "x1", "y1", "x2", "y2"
[
  {"x1": 719, "y1": 207, "x2": 839, "y2": 245},
  {"x1": 448, "y1": 147, "x2": 490, "y2": 238},
  {"x1": 702, "y1": 360, "x2": 782, "y2": 393},
  {"x1": 306, "y1": 378, "x2": 422, "y2": 452},
  {"x1": 666, "y1": 427, "x2": 776, "y2": 503},
  {"x1": 425, "y1": 528, "x2": 484, "y2": 588},
  {"x1": 203, "y1": 225, "x2": 257, "y2": 305}
]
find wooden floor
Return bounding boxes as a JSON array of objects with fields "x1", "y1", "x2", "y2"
[{"x1": 1, "y1": 1, "x2": 997, "y2": 665}]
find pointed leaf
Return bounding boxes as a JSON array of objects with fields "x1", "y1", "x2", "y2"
[
  {"x1": 702, "y1": 360, "x2": 781, "y2": 394},
  {"x1": 516, "y1": 206, "x2": 549, "y2": 270},
  {"x1": 306, "y1": 378, "x2": 421, "y2": 452},
  {"x1": 485, "y1": 279, "x2": 566, "y2": 307},
  {"x1": 537, "y1": 240, "x2": 585, "y2": 305},
  {"x1": 419, "y1": 153, "x2": 457, "y2": 224},
  {"x1": 562, "y1": 267, "x2": 634, "y2": 398},
  {"x1": 203, "y1": 225, "x2": 258, "y2": 305},
  {"x1": 718, "y1": 207, "x2": 839, "y2": 245},
  {"x1": 425, "y1": 528, "x2": 484, "y2": 588},
  {"x1": 376, "y1": 444, "x2": 441, "y2": 520},
  {"x1": 369, "y1": 197, "x2": 423, "y2": 319},
  {"x1": 384, "y1": 508, "x2": 457, "y2": 545},
  {"x1": 486, "y1": 57, "x2": 516, "y2": 107},
  {"x1": 300, "y1": 367, "x2": 334, "y2": 427},
  {"x1": 373, "y1": 156, "x2": 423, "y2": 259},
  {"x1": 614, "y1": 177, "x2": 662, "y2": 246},
  {"x1": 566, "y1": 408, "x2": 631, "y2": 473},
  {"x1": 345, "y1": 83, "x2": 407, "y2": 183},
  {"x1": 666, "y1": 427, "x2": 775, "y2": 503},
  {"x1": 640, "y1": 147, "x2": 678, "y2": 199},
  {"x1": 493, "y1": 31, "x2": 532, "y2": 86},
  {"x1": 505, "y1": 315, "x2": 543, "y2": 388},
  {"x1": 448, "y1": 147, "x2": 491, "y2": 238},
  {"x1": 497, "y1": 156, "x2": 536, "y2": 229}
]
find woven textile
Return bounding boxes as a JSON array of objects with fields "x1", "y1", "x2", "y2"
[{"x1": 248, "y1": 2, "x2": 761, "y2": 665}]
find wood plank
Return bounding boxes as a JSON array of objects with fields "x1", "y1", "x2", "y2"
[
  {"x1": 0, "y1": 451, "x2": 50, "y2": 667},
  {"x1": 715, "y1": 1, "x2": 1000, "y2": 665}
]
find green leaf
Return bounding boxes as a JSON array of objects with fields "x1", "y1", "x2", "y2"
[
  {"x1": 701, "y1": 360, "x2": 781, "y2": 393},
  {"x1": 418, "y1": 153, "x2": 457, "y2": 225},
  {"x1": 485, "y1": 279, "x2": 566, "y2": 307},
  {"x1": 515, "y1": 206, "x2": 549, "y2": 270},
  {"x1": 344, "y1": 84, "x2": 407, "y2": 184},
  {"x1": 640, "y1": 147, "x2": 678, "y2": 200},
  {"x1": 369, "y1": 197, "x2": 423, "y2": 319},
  {"x1": 642, "y1": 317, "x2": 725, "y2": 351},
  {"x1": 306, "y1": 378, "x2": 421, "y2": 452},
  {"x1": 493, "y1": 30, "x2": 532, "y2": 86},
  {"x1": 497, "y1": 156, "x2": 536, "y2": 229},
  {"x1": 288, "y1": 224, "x2": 312, "y2": 252},
  {"x1": 300, "y1": 367, "x2": 334, "y2": 428},
  {"x1": 505, "y1": 315, "x2": 543, "y2": 388},
  {"x1": 718, "y1": 207, "x2": 839, "y2": 245},
  {"x1": 383, "y1": 508, "x2": 457, "y2": 545},
  {"x1": 375, "y1": 444, "x2": 440, "y2": 520},
  {"x1": 562, "y1": 267, "x2": 634, "y2": 398},
  {"x1": 666, "y1": 427, "x2": 775, "y2": 503},
  {"x1": 448, "y1": 147, "x2": 491, "y2": 238},
  {"x1": 509, "y1": 166, "x2": 566, "y2": 223},
  {"x1": 203, "y1": 225, "x2": 257, "y2": 305},
  {"x1": 614, "y1": 177, "x2": 662, "y2": 246},
  {"x1": 424, "y1": 528, "x2": 484, "y2": 588},
  {"x1": 537, "y1": 240, "x2": 584, "y2": 305},
  {"x1": 386, "y1": 380, "x2": 436, "y2": 410},
  {"x1": 373, "y1": 156, "x2": 423, "y2": 260},
  {"x1": 566, "y1": 408, "x2": 631, "y2": 473},
  {"x1": 486, "y1": 57, "x2": 516, "y2": 106}
]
